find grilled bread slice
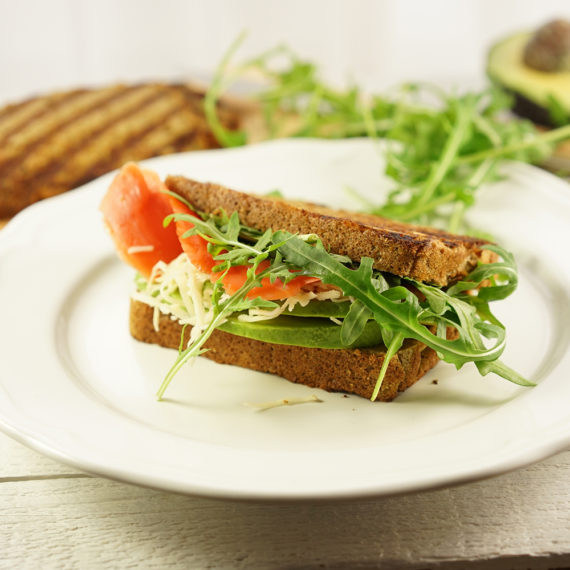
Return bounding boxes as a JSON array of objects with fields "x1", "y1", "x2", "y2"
[
  {"x1": 130, "y1": 299, "x2": 445, "y2": 401},
  {"x1": 0, "y1": 83, "x2": 246, "y2": 218},
  {"x1": 165, "y1": 175, "x2": 495, "y2": 287}
]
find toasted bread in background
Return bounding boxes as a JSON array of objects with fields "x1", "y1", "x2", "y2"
[
  {"x1": 0, "y1": 82, "x2": 255, "y2": 219},
  {"x1": 165, "y1": 175, "x2": 495, "y2": 287}
]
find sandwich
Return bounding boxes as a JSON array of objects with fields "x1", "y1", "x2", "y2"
[
  {"x1": 100, "y1": 163, "x2": 531, "y2": 401},
  {"x1": 0, "y1": 82, "x2": 246, "y2": 219}
]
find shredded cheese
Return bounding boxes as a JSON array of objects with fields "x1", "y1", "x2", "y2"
[
  {"x1": 127, "y1": 245, "x2": 155, "y2": 254},
  {"x1": 238, "y1": 286, "x2": 347, "y2": 322},
  {"x1": 133, "y1": 254, "x2": 348, "y2": 344},
  {"x1": 132, "y1": 254, "x2": 217, "y2": 343},
  {"x1": 243, "y1": 394, "x2": 323, "y2": 411}
]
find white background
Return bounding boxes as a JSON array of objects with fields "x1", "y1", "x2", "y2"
[{"x1": 0, "y1": 0, "x2": 568, "y2": 103}]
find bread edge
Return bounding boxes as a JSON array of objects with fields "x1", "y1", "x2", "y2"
[
  {"x1": 164, "y1": 175, "x2": 495, "y2": 288},
  {"x1": 129, "y1": 299, "x2": 442, "y2": 401}
]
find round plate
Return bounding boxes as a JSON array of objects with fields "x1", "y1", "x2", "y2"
[{"x1": 1, "y1": 139, "x2": 569, "y2": 501}]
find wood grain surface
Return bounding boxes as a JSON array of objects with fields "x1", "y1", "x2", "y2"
[{"x1": 1, "y1": 431, "x2": 569, "y2": 569}]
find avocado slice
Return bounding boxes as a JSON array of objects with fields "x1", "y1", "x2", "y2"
[
  {"x1": 285, "y1": 300, "x2": 351, "y2": 318},
  {"x1": 219, "y1": 314, "x2": 382, "y2": 349},
  {"x1": 487, "y1": 31, "x2": 570, "y2": 126}
]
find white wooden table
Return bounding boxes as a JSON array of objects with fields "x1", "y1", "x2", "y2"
[{"x1": 1, "y1": 428, "x2": 569, "y2": 569}]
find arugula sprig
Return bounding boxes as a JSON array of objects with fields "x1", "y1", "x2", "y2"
[
  {"x1": 155, "y1": 261, "x2": 288, "y2": 400},
  {"x1": 204, "y1": 38, "x2": 570, "y2": 232},
  {"x1": 156, "y1": 206, "x2": 297, "y2": 399},
  {"x1": 273, "y1": 233, "x2": 532, "y2": 399}
]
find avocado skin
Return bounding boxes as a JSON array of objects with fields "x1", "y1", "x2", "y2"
[
  {"x1": 511, "y1": 90, "x2": 558, "y2": 127},
  {"x1": 219, "y1": 314, "x2": 382, "y2": 349},
  {"x1": 487, "y1": 31, "x2": 570, "y2": 127}
]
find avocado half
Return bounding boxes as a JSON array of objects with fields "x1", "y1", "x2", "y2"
[{"x1": 487, "y1": 31, "x2": 570, "y2": 126}]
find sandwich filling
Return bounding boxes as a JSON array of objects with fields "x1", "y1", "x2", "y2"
[{"x1": 101, "y1": 163, "x2": 532, "y2": 400}]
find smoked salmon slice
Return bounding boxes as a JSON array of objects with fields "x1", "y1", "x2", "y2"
[
  {"x1": 101, "y1": 163, "x2": 320, "y2": 300},
  {"x1": 218, "y1": 263, "x2": 318, "y2": 300},
  {"x1": 167, "y1": 194, "x2": 217, "y2": 274},
  {"x1": 100, "y1": 163, "x2": 182, "y2": 278}
]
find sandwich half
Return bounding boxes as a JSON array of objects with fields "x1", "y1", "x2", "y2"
[{"x1": 101, "y1": 163, "x2": 530, "y2": 401}]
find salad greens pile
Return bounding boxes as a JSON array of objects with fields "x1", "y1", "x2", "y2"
[
  {"x1": 204, "y1": 34, "x2": 570, "y2": 232},
  {"x1": 152, "y1": 200, "x2": 532, "y2": 401}
]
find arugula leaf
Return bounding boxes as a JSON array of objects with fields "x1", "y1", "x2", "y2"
[
  {"x1": 341, "y1": 300, "x2": 373, "y2": 346},
  {"x1": 372, "y1": 331, "x2": 404, "y2": 401},
  {"x1": 272, "y1": 231, "x2": 534, "y2": 397},
  {"x1": 202, "y1": 32, "x2": 249, "y2": 148},
  {"x1": 156, "y1": 266, "x2": 272, "y2": 399},
  {"x1": 155, "y1": 206, "x2": 305, "y2": 399},
  {"x1": 546, "y1": 94, "x2": 569, "y2": 127},
  {"x1": 446, "y1": 244, "x2": 518, "y2": 301}
]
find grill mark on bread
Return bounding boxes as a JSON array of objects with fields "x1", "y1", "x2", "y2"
[
  {"x1": 0, "y1": 86, "x2": 186, "y2": 207},
  {"x1": 165, "y1": 176, "x2": 493, "y2": 287},
  {"x1": 68, "y1": 101, "x2": 206, "y2": 188},
  {"x1": 160, "y1": 129, "x2": 202, "y2": 152},
  {"x1": 0, "y1": 95, "x2": 51, "y2": 128},
  {"x1": 0, "y1": 85, "x2": 136, "y2": 174},
  {"x1": 107, "y1": 102, "x2": 216, "y2": 162},
  {"x1": 113, "y1": 85, "x2": 226, "y2": 159},
  {"x1": 0, "y1": 96, "x2": 47, "y2": 136},
  {"x1": 0, "y1": 97, "x2": 29, "y2": 122},
  {"x1": 0, "y1": 83, "x2": 242, "y2": 217},
  {"x1": 109, "y1": 122, "x2": 206, "y2": 164},
  {"x1": 30, "y1": 93, "x2": 197, "y2": 197},
  {"x1": 172, "y1": 84, "x2": 205, "y2": 114},
  {"x1": 0, "y1": 89, "x2": 88, "y2": 145}
]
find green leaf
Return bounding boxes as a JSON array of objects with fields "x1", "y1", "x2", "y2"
[
  {"x1": 476, "y1": 359, "x2": 535, "y2": 387},
  {"x1": 203, "y1": 32, "x2": 249, "y2": 147},
  {"x1": 226, "y1": 211, "x2": 241, "y2": 242},
  {"x1": 340, "y1": 300, "x2": 373, "y2": 345},
  {"x1": 156, "y1": 261, "x2": 291, "y2": 400},
  {"x1": 273, "y1": 232, "x2": 521, "y2": 379},
  {"x1": 545, "y1": 94, "x2": 569, "y2": 127},
  {"x1": 371, "y1": 332, "x2": 404, "y2": 401},
  {"x1": 420, "y1": 286, "x2": 448, "y2": 315},
  {"x1": 445, "y1": 244, "x2": 518, "y2": 302}
]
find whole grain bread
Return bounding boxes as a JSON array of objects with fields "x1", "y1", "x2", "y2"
[
  {"x1": 165, "y1": 175, "x2": 495, "y2": 287},
  {"x1": 0, "y1": 83, "x2": 247, "y2": 218},
  {"x1": 130, "y1": 299, "x2": 442, "y2": 401}
]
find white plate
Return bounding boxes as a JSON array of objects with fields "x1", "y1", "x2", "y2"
[{"x1": 1, "y1": 139, "x2": 569, "y2": 501}]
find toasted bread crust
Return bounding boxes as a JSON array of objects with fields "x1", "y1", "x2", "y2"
[
  {"x1": 165, "y1": 175, "x2": 493, "y2": 287},
  {"x1": 129, "y1": 299, "x2": 442, "y2": 401},
  {"x1": 0, "y1": 83, "x2": 244, "y2": 217}
]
